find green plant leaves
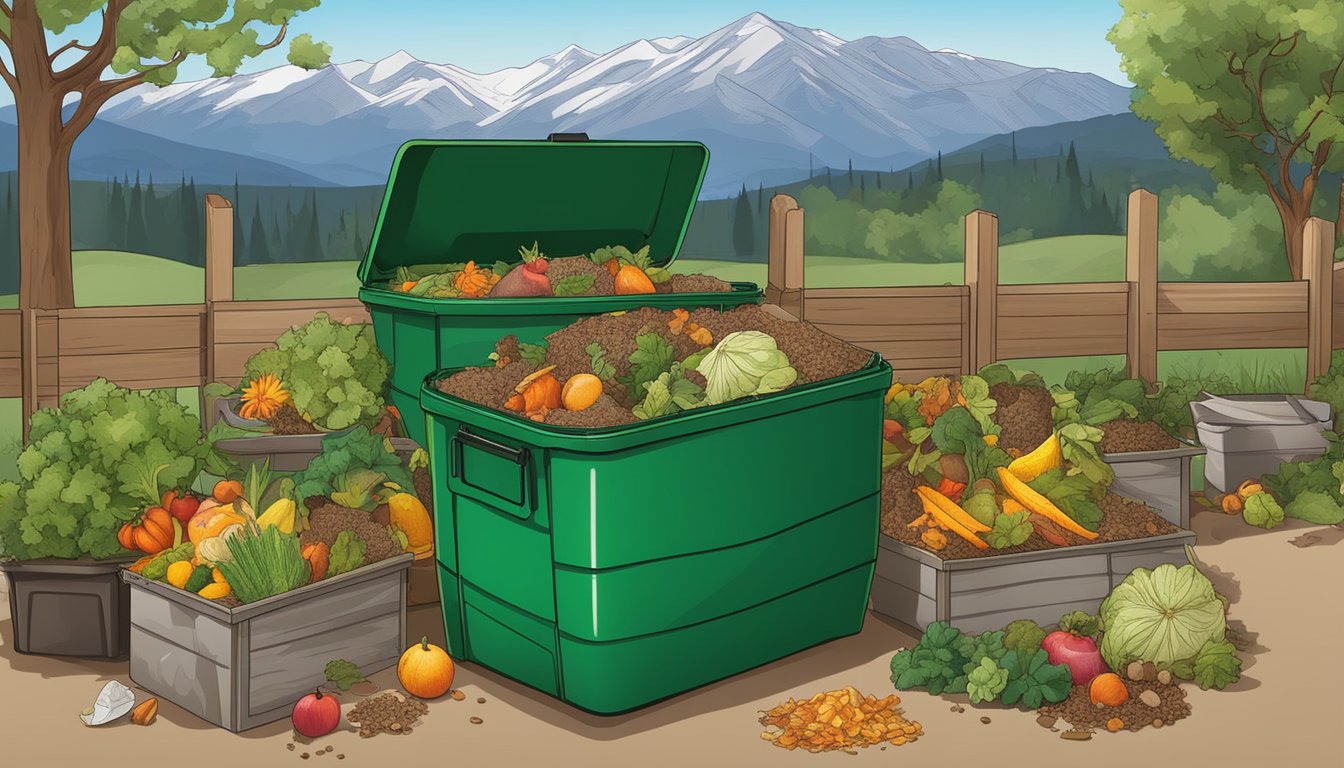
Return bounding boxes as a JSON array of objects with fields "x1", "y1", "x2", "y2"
[
  {"x1": 328, "y1": 530, "x2": 367, "y2": 579},
  {"x1": 986, "y1": 511, "x2": 1032, "y2": 549},
  {"x1": 1192, "y1": 639, "x2": 1241, "y2": 690},
  {"x1": 1242, "y1": 492, "x2": 1285, "y2": 529},
  {"x1": 585, "y1": 342, "x2": 616, "y2": 381},
  {"x1": 998, "y1": 649, "x2": 1072, "y2": 709},
  {"x1": 552, "y1": 274, "x2": 595, "y2": 296}
]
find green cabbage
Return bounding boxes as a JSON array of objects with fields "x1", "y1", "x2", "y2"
[
  {"x1": 1099, "y1": 561, "x2": 1227, "y2": 672},
  {"x1": 697, "y1": 331, "x2": 798, "y2": 406}
]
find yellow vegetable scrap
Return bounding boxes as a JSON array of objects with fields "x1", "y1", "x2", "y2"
[{"x1": 759, "y1": 687, "x2": 923, "y2": 752}]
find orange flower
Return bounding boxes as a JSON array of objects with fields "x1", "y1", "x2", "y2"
[
  {"x1": 453, "y1": 261, "x2": 499, "y2": 298},
  {"x1": 239, "y1": 373, "x2": 290, "y2": 420},
  {"x1": 668, "y1": 308, "x2": 690, "y2": 335}
]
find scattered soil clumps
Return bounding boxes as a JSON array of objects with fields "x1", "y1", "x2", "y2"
[{"x1": 1099, "y1": 419, "x2": 1180, "y2": 453}]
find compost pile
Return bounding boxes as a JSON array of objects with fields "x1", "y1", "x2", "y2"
[
  {"x1": 1098, "y1": 419, "x2": 1179, "y2": 453},
  {"x1": 126, "y1": 431, "x2": 433, "y2": 608},
  {"x1": 436, "y1": 305, "x2": 873, "y2": 428},
  {"x1": 1039, "y1": 679, "x2": 1190, "y2": 733},
  {"x1": 879, "y1": 364, "x2": 1178, "y2": 559},
  {"x1": 387, "y1": 243, "x2": 730, "y2": 300},
  {"x1": 347, "y1": 692, "x2": 428, "y2": 738}
]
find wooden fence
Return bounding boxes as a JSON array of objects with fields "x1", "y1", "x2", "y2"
[
  {"x1": 4, "y1": 194, "x2": 369, "y2": 440},
  {"x1": 2, "y1": 188, "x2": 1340, "y2": 441},
  {"x1": 765, "y1": 188, "x2": 1343, "y2": 388}
]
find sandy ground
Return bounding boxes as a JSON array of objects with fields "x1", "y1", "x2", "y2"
[{"x1": 1, "y1": 509, "x2": 1340, "y2": 767}]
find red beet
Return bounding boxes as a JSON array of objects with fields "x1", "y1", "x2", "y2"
[
  {"x1": 490, "y1": 264, "x2": 552, "y2": 297},
  {"x1": 1042, "y1": 630, "x2": 1108, "y2": 685}
]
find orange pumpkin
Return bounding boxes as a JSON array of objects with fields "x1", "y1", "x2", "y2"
[
  {"x1": 1089, "y1": 673, "x2": 1129, "y2": 707},
  {"x1": 397, "y1": 636, "x2": 455, "y2": 699},
  {"x1": 123, "y1": 507, "x2": 175, "y2": 554},
  {"x1": 213, "y1": 479, "x2": 243, "y2": 504}
]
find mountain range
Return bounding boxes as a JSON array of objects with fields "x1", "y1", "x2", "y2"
[{"x1": 8, "y1": 12, "x2": 1134, "y2": 196}]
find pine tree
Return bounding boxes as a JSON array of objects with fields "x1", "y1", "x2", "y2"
[
  {"x1": 126, "y1": 172, "x2": 149, "y2": 255},
  {"x1": 271, "y1": 209, "x2": 284, "y2": 260},
  {"x1": 246, "y1": 200, "x2": 270, "y2": 264},
  {"x1": 107, "y1": 176, "x2": 126, "y2": 250},
  {"x1": 907, "y1": 171, "x2": 914, "y2": 190},
  {"x1": 757, "y1": 182, "x2": 764, "y2": 215},
  {"x1": 936, "y1": 151, "x2": 943, "y2": 182},
  {"x1": 860, "y1": 174, "x2": 867, "y2": 199},
  {"x1": 303, "y1": 190, "x2": 322, "y2": 262},
  {"x1": 809, "y1": 152, "x2": 814, "y2": 178},
  {"x1": 143, "y1": 174, "x2": 162, "y2": 258},
  {"x1": 184, "y1": 177, "x2": 201, "y2": 265},
  {"x1": 232, "y1": 175, "x2": 245, "y2": 263},
  {"x1": 1063, "y1": 142, "x2": 1086, "y2": 233},
  {"x1": 920, "y1": 159, "x2": 937, "y2": 189},
  {"x1": 979, "y1": 152, "x2": 985, "y2": 176},
  {"x1": 876, "y1": 172, "x2": 883, "y2": 190},
  {"x1": 848, "y1": 158, "x2": 854, "y2": 185},
  {"x1": 1011, "y1": 131, "x2": 1018, "y2": 165},
  {"x1": 732, "y1": 184, "x2": 754, "y2": 259}
]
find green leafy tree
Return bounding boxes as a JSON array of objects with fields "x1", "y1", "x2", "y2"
[
  {"x1": 1109, "y1": 0, "x2": 1344, "y2": 278},
  {"x1": 0, "y1": 0, "x2": 331, "y2": 309}
]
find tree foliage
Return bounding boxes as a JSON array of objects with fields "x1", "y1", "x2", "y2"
[{"x1": 1109, "y1": 0, "x2": 1344, "y2": 276}]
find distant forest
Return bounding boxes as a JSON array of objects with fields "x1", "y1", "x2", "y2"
[{"x1": 2, "y1": 136, "x2": 1337, "y2": 296}]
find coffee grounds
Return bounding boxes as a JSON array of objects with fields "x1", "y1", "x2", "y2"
[
  {"x1": 988, "y1": 383, "x2": 1054, "y2": 454},
  {"x1": 1099, "y1": 419, "x2": 1180, "y2": 454},
  {"x1": 301, "y1": 499, "x2": 402, "y2": 563},
  {"x1": 1039, "y1": 681, "x2": 1190, "y2": 732},
  {"x1": 261, "y1": 402, "x2": 319, "y2": 435}
]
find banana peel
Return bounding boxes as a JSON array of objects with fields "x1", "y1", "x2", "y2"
[{"x1": 1005, "y1": 432, "x2": 1062, "y2": 482}]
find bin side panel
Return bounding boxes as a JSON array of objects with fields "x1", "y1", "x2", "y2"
[
  {"x1": 1110, "y1": 458, "x2": 1187, "y2": 528},
  {"x1": 6, "y1": 567, "x2": 130, "y2": 658},
  {"x1": 429, "y1": 417, "x2": 460, "y2": 572},
  {"x1": 869, "y1": 574, "x2": 938, "y2": 630},
  {"x1": 875, "y1": 547, "x2": 938, "y2": 598},
  {"x1": 129, "y1": 625, "x2": 235, "y2": 730},
  {"x1": 461, "y1": 584, "x2": 561, "y2": 696},
  {"x1": 556, "y1": 563, "x2": 873, "y2": 714},
  {"x1": 249, "y1": 577, "x2": 402, "y2": 650},
  {"x1": 456, "y1": 495, "x2": 557, "y2": 621},
  {"x1": 949, "y1": 574, "x2": 1113, "y2": 617},
  {"x1": 1110, "y1": 544, "x2": 1194, "y2": 588},
  {"x1": 248, "y1": 610, "x2": 402, "y2": 715},
  {"x1": 949, "y1": 552, "x2": 1108, "y2": 593},
  {"x1": 553, "y1": 494, "x2": 877, "y2": 642},
  {"x1": 437, "y1": 565, "x2": 466, "y2": 657},
  {"x1": 129, "y1": 588, "x2": 234, "y2": 666},
  {"x1": 947, "y1": 600, "x2": 1114, "y2": 635},
  {"x1": 550, "y1": 392, "x2": 882, "y2": 568}
]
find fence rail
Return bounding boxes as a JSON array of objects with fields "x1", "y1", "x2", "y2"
[{"x1": 766, "y1": 188, "x2": 1341, "y2": 389}]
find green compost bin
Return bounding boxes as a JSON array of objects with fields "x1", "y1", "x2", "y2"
[
  {"x1": 358, "y1": 137, "x2": 764, "y2": 445},
  {"x1": 419, "y1": 352, "x2": 892, "y2": 714}
]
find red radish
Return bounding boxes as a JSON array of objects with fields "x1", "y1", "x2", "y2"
[
  {"x1": 523, "y1": 259, "x2": 549, "y2": 275},
  {"x1": 883, "y1": 419, "x2": 904, "y2": 441},
  {"x1": 292, "y1": 689, "x2": 340, "y2": 738},
  {"x1": 1042, "y1": 611, "x2": 1108, "y2": 685},
  {"x1": 161, "y1": 490, "x2": 200, "y2": 525}
]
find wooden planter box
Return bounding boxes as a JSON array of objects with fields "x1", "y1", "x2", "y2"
[
  {"x1": 122, "y1": 554, "x2": 412, "y2": 732},
  {"x1": 1103, "y1": 444, "x2": 1204, "y2": 529},
  {"x1": 870, "y1": 530, "x2": 1196, "y2": 634}
]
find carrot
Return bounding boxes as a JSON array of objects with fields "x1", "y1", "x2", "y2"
[
  {"x1": 914, "y1": 488, "x2": 989, "y2": 549},
  {"x1": 935, "y1": 476, "x2": 967, "y2": 503},
  {"x1": 1028, "y1": 514, "x2": 1070, "y2": 547},
  {"x1": 916, "y1": 485, "x2": 990, "y2": 533},
  {"x1": 996, "y1": 468, "x2": 1099, "y2": 540}
]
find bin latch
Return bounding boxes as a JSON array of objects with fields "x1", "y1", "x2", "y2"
[{"x1": 546, "y1": 132, "x2": 589, "y2": 142}]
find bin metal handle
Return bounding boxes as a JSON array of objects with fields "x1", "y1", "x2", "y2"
[
  {"x1": 453, "y1": 427, "x2": 528, "y2": 470},
  {"x1": 547, "y1": 132, "x2": 589, "y2": 142}
]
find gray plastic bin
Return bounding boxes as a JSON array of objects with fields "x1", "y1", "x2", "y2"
[
  {"x1": 1190, "y1": 393, "x2": 1333, "y2": 493},
  {"x1": 1, "y1": 556, "x2": 136, "y2": 658}
]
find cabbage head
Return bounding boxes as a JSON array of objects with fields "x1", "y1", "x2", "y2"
[
  {"x1": 1099, "y1": 562, "x2": 1226, "y2": 671},
  {"x1": 697, "y1": 331, "x2": 798, "y2": 406}
]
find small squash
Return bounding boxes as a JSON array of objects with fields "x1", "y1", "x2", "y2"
[
  {"x1": 387, "y1": 494, "x2": 434, "y2": 560},
  {"x1": 213, "y1": 479, "x2": 244, "y2": 504},
  {"x1": 614, "y1": 264, "x2": 655, "y2": 295},
  {"x1": 187, "y1": 503, "x2": 248, "y2": 546},
  {"x1": 1089, "y1": 673, "x2": 1129, "y2": 707},
  {"x1": 302, "y1": 542, "x2": 330, "y2": 582},
  {"x1": 561, "y1": 374, "x2": 603, "y2": 412},
  {"x1": 166, "y1": 560, "x2": 195, "y2": 589},
  {"x1": 397, "y1": 636, "x2": 455, "y2": 699},
  {"x1": 1220, "y1": 494, "x2": 1243, "y2": 515},
  {"x1": 197, "y1": 582, "x2": 231, "y2": 600}
]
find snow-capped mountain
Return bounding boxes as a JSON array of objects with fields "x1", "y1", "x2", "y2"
[{"x1": 96, "y1": 12, "x2": 1130, "y2": 194}]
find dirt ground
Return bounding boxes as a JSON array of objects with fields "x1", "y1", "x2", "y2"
[{"x1": 2, "y1": 509, "x2": 1340, "y2": 767}]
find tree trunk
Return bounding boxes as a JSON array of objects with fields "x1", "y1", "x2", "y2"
[
  {"x1": 1336, "y1": 178, "x2": 1343, "y2": 250},
  {"x1": 15, "y1": 95, "x2": 76, "y2": 310},
  {"x1": 1276, "y1": 202, "x2": 1307, "y2": 280}
]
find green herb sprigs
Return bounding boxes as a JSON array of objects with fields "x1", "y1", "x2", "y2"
[
  {"x1": 216, "y1": 526, "x2": 310, "y2": 605},
  {"x1": 519, "y1": 342, "x2": 549, "y2": 369},
  {"x1": 586, "y1": 342, "x2": 616, "y2": 381}
]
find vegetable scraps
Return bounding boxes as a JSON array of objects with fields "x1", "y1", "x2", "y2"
[
  {"x1": 242, "y1": 313, "x2": 390, "y2": 431},
  {"x1": 0, "y1": 378, "x2": 205, "y2": 560},
  {"x1": 890, "y1": 621, "x2": 1069, "y2": 710},
  {"x1": 1042, "y1": 611, "x2": 1107, "y2": 686},
  {"x1": 292, "y1": 426, "x2": 414, "y2": 505},
  {"x1": 215, "y1": 524, "x2": 311, "y2": 605}
]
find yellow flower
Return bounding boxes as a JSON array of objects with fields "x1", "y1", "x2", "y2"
[{"x1": 239, "y1": 373, "x2": 290, "y2": 420}]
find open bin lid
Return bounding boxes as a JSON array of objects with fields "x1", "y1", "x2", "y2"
[
  {"x1": 359, "y1": 136, "x2": 710, "y2": 285},
  {"x1": 1190, "y1": 393, "x2": 1332, "y2": 427}
]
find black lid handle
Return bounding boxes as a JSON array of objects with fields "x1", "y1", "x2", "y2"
[{"x1": 547, "y1": 132, "x2": 589, "y2": 142}]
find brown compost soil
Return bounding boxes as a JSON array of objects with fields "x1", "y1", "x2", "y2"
[
  {"x1": 988, "y1": 383, "x2": 1054, "y2": 454},
  {"x1": 1098, "y1": 418, "x2": 1181, "y2": 454},
  {"x1": 435, "y1": 305, "x2": 872, "y2": 428},
  {"x1": 879, "y1": 470, "x2": 1180, "y2": 560},
  {"x1": 1039, "y1": 681, "x2": 1191, "y2": 732},
  {"x1": 301, "y1": 498, "x2": 402, "y2": 564}
]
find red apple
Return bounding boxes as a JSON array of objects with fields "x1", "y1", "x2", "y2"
[
  {"x1": 292, "y1": 689, "x2": 340, "y2": 738},
  {"x1": 1041, "y1": 630, "x2": 1107, "y2": 686}
]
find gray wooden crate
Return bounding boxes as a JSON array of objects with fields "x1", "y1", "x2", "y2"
[
  {"x1": 871, "y1": 530, "x2": 1196, "y2": 634},
  {"x1": 122, "y1": 554, "x2": 412, "y2": 732},
  {"x1": 1103, "y1": 444, "x2": 1204, "y2": 528}
]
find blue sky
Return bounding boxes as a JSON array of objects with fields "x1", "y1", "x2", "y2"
[{"x1": 1, "y1": 0, "x2": 1127, "y2": 106}]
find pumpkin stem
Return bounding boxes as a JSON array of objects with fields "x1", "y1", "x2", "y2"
[{"x1": 420, "y1": 635, "x2": 429, "y2": 652}]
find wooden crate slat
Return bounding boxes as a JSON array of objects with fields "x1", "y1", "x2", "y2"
[
  {"x1": 1157, "y1": 311, "x2": 1307, "y2": 350},
  {"x1": 1157, "y1": 281, "x2": 1306, "y2": 314},
  {"x1": 59, "y1": 349, "x2": 204, "y2": 391},
  {"x1": 802, "y1": 294, "x2": 964, "y2": 326},
  {"x1": 59, "y1": 310, "x2": 205, "y2": 355}
]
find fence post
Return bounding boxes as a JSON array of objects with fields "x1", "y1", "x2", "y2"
[
  {"x1": 19, "y1": 309, "x2": 59, "y2": 443},
  {"x1": 766, "y1": 194, "x2": 804, "y2": 319},
  {"x1": 964, "y1": 210, "x2": 998, "y2": 372},
  {"x1": 1303, "y1": 216, "x2": 1335, "y2": 389},
  {"x1": 1125, "y1": 189, "x2": 1159, "y2": 388},
  {"x1": 203, "y1": 194, "x2": 235, "y2": 427}
]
